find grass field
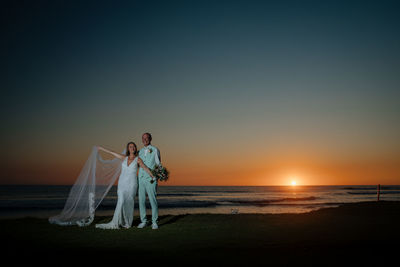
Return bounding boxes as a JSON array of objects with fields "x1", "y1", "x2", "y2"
[{"x1": 3, "y1": 201, "x2": 399, "y2": 266}]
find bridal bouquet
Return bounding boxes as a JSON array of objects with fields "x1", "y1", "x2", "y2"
[{"x1": 150, "y1": 165, "x2": 169, "y2": 183}]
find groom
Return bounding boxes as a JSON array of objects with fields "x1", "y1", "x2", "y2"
[{"x1": 137, "y1": 132, "x2": 161, "y2": 230}]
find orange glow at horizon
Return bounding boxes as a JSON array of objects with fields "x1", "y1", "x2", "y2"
[
  {"x1": 1, "y1": 139, "x2": 400, "y2": 186},
  {"x1": 2, "y1": 150, "x2": 400, "y2": 186}
]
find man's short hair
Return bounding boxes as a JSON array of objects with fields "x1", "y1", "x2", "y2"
[{"x1": 143, "y1": 132, "x2": 152, "y2": 140}]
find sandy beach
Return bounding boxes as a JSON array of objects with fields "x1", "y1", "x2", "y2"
[{"x1": 2, "y1": 201, "x2": 399, "y2": 265}]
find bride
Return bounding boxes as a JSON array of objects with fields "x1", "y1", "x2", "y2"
[
  {"x1": 49, "y1": 142, "x2": 154, "y2": 229},
  {"x1": 96, "y1": 142, "x2": 139, "y2": 229}
]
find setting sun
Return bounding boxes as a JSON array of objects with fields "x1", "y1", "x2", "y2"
[{"x1": 291, "y1": 181, "x2": 297, "y2": 186}]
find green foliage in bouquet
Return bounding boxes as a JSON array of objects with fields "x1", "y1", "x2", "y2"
[{"x1": 150, "y1": 165, "x2": 169, "y2": 183}]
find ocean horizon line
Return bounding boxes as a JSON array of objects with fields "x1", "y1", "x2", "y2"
[{"x1": 0, "y1": 184, "x2": 397, "y2": 187}]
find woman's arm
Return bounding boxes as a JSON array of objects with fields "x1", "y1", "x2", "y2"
[
  {"x1": 97, "y1": 146, "x2": 125, "y2": 160},
  {"x1": 137, "y1": 157, "x2": 154, "y2": 178}
]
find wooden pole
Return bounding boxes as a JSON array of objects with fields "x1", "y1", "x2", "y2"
[{"x1": 377, "y1": 184, "x2": 380, "y2": 201}]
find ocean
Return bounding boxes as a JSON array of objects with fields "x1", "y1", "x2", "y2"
[{"x1": 1, "y1": 185, "x2": 399, "y2": 219}]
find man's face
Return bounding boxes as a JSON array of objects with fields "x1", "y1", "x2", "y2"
[{"x1": 142, "y1": 134, "x2": 151, "y2": 146}]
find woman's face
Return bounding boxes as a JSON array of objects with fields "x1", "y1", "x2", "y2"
[{"x1": 128, "y1": 144, "x2": 136, "y2": 155}]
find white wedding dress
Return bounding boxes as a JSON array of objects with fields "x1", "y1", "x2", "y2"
[{"x1": 96, "y1": 156, "x2": 138, "y2": 229}]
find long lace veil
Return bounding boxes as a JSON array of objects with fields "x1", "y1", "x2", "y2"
[{"x1": 49, "y1": 146, "x2": 126, "y2": 226}]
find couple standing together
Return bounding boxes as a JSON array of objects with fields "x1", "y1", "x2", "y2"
[{"x1": 96, "y1": 132, "x2": 161, "y2": 230}]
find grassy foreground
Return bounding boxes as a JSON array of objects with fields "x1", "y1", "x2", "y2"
[{"x1": 3, "y1": 201, "x2": 400, "y2": 266}]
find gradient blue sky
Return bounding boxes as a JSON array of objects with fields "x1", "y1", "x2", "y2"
[{"x1": 2, "y1": 0, "x2": 400, "y2": 185}]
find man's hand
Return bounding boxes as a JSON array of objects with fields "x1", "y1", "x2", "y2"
[{"x1": 137, "y1": 157, "x2": 144, "y2": 165}]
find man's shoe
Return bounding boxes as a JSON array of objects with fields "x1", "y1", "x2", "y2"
[
  {"x1": 152, "y1": 223, "x2": 158, "y2": 230},
  {"x1": 137, "y1": 222, "x2": 147, "y2": 228}
]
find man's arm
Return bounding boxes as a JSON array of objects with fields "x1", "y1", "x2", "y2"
[{"x1": 155, "y1": 148, "x2": 161, "y2": 166}]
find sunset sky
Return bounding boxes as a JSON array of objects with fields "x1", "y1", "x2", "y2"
[{"x1": 2, "y1": 0, "x2": 400, "y2": 186}]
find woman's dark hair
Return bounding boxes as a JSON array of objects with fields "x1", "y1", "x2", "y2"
[{"x1": 125, "y1": 142, "x2": 138, "y2": 156}]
